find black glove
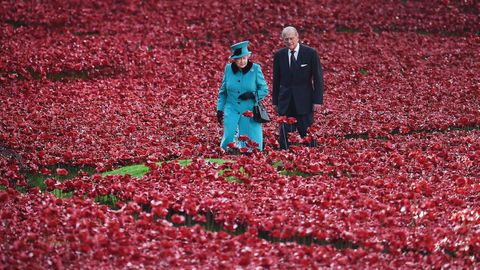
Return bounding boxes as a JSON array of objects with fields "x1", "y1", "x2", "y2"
[
  {"x1": 217, "y1": 110, "x2": 223, "y2": 124},
  {"x1": 238, "y1": 92, "x2": 255, "y2": 100}
]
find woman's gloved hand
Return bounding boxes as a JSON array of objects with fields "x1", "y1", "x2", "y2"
[
  {"x1": 217, "y1": 110, "x2": 224, "y2": 124},
  {"x1": 238, "y1": 92, "x2": 255, "y2": 100}
]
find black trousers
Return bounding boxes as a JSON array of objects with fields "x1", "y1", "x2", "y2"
[{"x1": 279, "y1": 99, "x2": 314, "y2": 150}]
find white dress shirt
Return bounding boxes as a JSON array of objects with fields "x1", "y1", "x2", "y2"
[{"x1": 289, "y1": 43, "x2": 300, "y2": 67}]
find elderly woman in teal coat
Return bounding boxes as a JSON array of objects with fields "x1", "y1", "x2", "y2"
[{"x1": 217, "y1": 41, "x2": 269, "y2": 151}]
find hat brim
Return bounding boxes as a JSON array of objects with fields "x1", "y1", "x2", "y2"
[{"x1": 229, "y1": 52, "x2": 252, "y2": 59}]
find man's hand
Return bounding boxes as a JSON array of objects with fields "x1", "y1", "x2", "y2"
[
  {"x1": 313, "y1": 104, "x2": 322, "y2": 113},
  {"x1": 217, "y1": 110, "x2": 223, "y2": 124}
]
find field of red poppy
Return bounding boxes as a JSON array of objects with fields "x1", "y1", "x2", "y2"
[{"x1": 1, "y1": 0, "x2": 479, "y2": 268}]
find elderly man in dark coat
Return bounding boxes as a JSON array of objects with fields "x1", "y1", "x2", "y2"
[{"x1": 272, "y1": 26, "x2": 324, "y2": 150}]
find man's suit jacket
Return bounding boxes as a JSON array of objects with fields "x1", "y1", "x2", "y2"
[{"x1": 272, "y1": 44, "x2": 324, "y2": 115}]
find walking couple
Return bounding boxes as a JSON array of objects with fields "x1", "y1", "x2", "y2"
[{"x1": 216, "y1": 26, "x2": 324, "y2": 152}]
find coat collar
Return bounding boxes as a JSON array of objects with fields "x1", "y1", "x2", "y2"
[
  {"x1": 231, "y1": 61, "x2": 253, "y2": 74},
  {"x1": 284, "y1": 44, "x2": 306, "y2": 67},
  {"x1": 284, "y1": 44, "x2": 304, "y2": 55}
]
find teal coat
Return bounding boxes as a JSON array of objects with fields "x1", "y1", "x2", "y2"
[{"x1": 217, "y1": 61, "x2": 268, "y2": 150}]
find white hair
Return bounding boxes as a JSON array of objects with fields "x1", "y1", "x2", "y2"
[{"x1": 282, "y1": 26, "x2": 299, "y2": 38}]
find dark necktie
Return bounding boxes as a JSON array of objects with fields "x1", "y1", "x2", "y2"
[{"x1": 290, "y1": 50, "x2": 296, "y2": 69}]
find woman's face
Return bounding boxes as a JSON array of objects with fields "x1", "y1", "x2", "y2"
[{"x1": 234, "y1": 56, "x2": 249, "y2": 68}]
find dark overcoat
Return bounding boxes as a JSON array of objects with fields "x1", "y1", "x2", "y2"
[{"x1": 272, "y1": 44, "x2": 324, "y2": 116}]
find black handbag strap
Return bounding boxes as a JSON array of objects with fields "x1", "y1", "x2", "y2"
[{"x1": 254, "y1": 64, "x2": 260, "y2": 105}]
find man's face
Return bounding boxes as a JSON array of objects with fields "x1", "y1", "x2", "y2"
[{"x1": 283, "y1": 31, "x2": 299, "y2": 51}]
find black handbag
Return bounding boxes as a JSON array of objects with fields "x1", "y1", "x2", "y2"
[{"x1": 253, "y1": 92, "x2": 270, "y2": 123}]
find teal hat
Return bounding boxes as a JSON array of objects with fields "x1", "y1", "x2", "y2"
[{"x1": 229, "y1": 41, "x2": 252, "y2": 59}]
